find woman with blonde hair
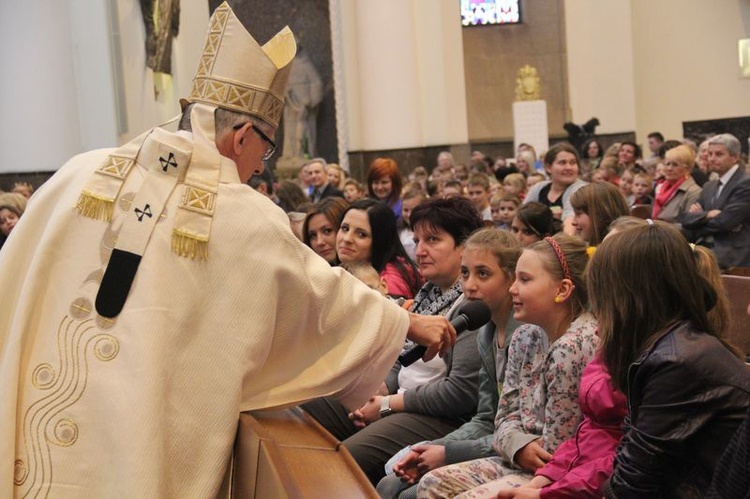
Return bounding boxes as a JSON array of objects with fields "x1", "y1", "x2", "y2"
[
  {"x1": 652, "y1": 145, "x2": 701, "y2": 223},
  {"x1": 326, "y1": 163, "x2": 347, "y2": 190},
  {"x1": 515, "y1": 151, "x2": 536, "y2": 177},
  {"x1": 0, "y1": 192, "x2": 27, "y2": 250}
]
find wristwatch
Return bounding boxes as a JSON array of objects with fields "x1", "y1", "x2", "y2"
[{"x1": 379, "y1": 395, "x2": 394, "y2": 418}]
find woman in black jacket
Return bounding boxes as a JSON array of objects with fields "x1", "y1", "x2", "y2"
[{"x1": 588, "y1": 221, "x2": 750, "y2": 498}]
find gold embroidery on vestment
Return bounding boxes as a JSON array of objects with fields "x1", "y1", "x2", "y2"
[
  {"x1": 69, "y1": 298, "x2": 92, "y2": 319},
  {"x1": 31, "y1": 364, "x2": 56, "y2": 390},
  {"x1": 181, "y1": 185, "x2": 216, "y2": 215},
  {"x1": 51, "y1": 419, "x2": 79, "y2": 447},
  {"x1": 17, "y1": 317, "x2": 120, "y2": 497},
  {"x1": 171, "y1": 229, "x2": 209, "y2": 260}
]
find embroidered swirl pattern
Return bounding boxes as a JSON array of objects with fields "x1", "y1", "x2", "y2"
[{"x1": 15, "y1": 317, "x2": 119, "y2": 497}]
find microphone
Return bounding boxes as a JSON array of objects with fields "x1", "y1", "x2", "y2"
[{"x1": 398, "y1": 300, "x2": 492, "y2": 367}]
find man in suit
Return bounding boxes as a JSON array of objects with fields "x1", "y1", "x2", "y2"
[
  {"x1": 307, "y1": 157, "x2": 344, "y2": 202},
  {"x1": 683, "y1": 133, "x2": 750, "y2": 268}
]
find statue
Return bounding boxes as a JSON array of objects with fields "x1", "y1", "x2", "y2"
[
  {"x1": 140, "y1": 0, "x2": 180, "y2": 74},
  {"x1": 282, "y1": 44, "x2": 324, "y2": 159},
  {"x1": 514, "y1": 65, "x2": 541, "y2": 102}
]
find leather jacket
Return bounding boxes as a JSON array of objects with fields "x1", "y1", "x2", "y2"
[{"x1": 603, "y1": 320, "x2": 750, "y2": 498}]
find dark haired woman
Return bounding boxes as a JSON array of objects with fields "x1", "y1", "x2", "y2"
[
  {"x1": 579, "y1": 138, "x2": 603, "y2": 180},
  {"x1": 304, "y1": 197, "x2": 486, "y2": 486},
  {"x1": 524, "y1": 143, "x2": 587, "y2": 235},
  {"x1": 337, "y1": 198, "x2": 421, "y2": 299}
]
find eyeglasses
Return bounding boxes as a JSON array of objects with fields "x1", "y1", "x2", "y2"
[
  {"x1": 234, "y1": 123, "x2": 277, "y2": 161},
  {"x1": 662, "y1": 160, "x2": 685, "y2": 169}
]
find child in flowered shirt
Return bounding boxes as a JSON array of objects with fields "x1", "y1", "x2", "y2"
[{"x1": 417, "y1": 235, "x2": 599, "y2": 499}]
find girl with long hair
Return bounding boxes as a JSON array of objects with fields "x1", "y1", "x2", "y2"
[
  {"x1": 418, "y1": 234, "x2": 598, "y2": 498},
  {"x1": 590, "y1": 222, "x2": 750, "y2": 497},
  {"x1": 570, "y1": 182, "x2": 630, "y2": 247},
  {"x1": 302, "y1": 197, "x2": 350, "y2": 265}
]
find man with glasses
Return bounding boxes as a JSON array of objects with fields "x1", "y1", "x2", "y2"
[{"x1": 0, "y1": 3, "x2": 454, "y2": 497}]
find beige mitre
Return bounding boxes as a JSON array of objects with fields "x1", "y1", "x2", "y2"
[{"x1": 72, "y1": 2, "x2": 296, "y2": 318}]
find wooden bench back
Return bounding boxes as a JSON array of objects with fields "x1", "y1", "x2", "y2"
[
  {"x1": 232, "y1": 407, "x2": 378, "y2": 498},
  {"x1": 722, "y1": 274, "x2": 750, "y2": 361}
]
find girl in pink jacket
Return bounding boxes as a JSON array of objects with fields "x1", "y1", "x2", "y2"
[{"x1": 497, "y1": 355, "x2": 627, "y2": 499}]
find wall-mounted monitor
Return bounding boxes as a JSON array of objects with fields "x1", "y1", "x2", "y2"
[{"x1": 461, "y1": 0, "x2": 521, "y2": 26}]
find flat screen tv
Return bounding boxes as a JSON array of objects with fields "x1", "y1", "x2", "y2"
[{"x1": 461, "y1": 0, "x2": 521, "y2": 26}]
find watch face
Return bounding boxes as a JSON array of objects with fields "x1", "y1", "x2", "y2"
[{"x1": 379, "y1": 396, "x2": 392, "y2": 417}]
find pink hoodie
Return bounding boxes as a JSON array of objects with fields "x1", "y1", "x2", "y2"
[{"x1": 538, "y1": 355, "x2": 628, "y2": 499}]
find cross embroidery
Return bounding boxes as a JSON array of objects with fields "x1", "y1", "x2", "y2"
[
  {"x1": 135, "y1": 204, "x2": 153, "y2": 222},
  {"x1": 159, "y1": 152, "x2": 178, "y2": 172}
]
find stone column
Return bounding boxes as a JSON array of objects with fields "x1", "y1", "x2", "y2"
[{"x1": 334, "y1": 0, "x2": 469, "y2": 154}]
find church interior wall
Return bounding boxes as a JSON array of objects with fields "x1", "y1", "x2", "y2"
[
  {"x1": 461, "y1": 0, "x2": 570, "y2": 143},
  {"x1": 1, "y1": 0, "x2": 749, "y2": 188},
  {"x1": 630, "y1": 0, "x2": 750, "y2": 144}
]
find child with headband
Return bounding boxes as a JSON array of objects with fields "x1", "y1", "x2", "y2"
[
  {"x1": 492, "y1": 219, "x2": 739, "y2": 499},
  {"x1": 417, "y1": 234, "x2": 598, "y2": 498}
]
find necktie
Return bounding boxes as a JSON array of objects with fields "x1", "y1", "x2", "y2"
[{"x1": 714, "y1": 180, "x2": 723, "y2": 204}]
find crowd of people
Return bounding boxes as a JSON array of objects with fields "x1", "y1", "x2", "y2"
[
  {"x1": 255, "y1": 131, "x2": 749, "y2": 275},
  {"x1": 3, "y1": 117, "x2": 750, "y2": 499},
  {"x1": 240, "y1": 131, "x2": 750, "y2": 498},
  {"x1": 1, "y1": 4, "x2": 749, "y2": 496}
]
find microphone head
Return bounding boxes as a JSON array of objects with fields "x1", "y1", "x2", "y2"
[{"x1": 459, "y1": 300, "x2": 492, "y2": 330}]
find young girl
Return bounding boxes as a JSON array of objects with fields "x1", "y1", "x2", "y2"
[
  {"x1": 617, "y1": 168, "x2": 635, "y2": 204},
  {"x1": 589, "y1": 222, "x2": 750, "y2": 497},
  {"x1": 510, "y1": 202, "x2": 561, "y2": 247},
  {"x1": 495, "y1": 219, "x2": 735, "y2": 499},
  {"x1": 503, "y1": 173, "x2": 528, "y2": 200},
  {"x1": 399, "y1": 188, "x2": 426, "y2": 261},
  {"x1": 491, "y1": 194, "x2": 521, "y2": 231},
  {"x1": 376, "y1": 228, "x2": 523, "y2": 499},
  {"x1": 570, "y1": 183, "x2": 630, "y2": 247},
  {"x1": 417, "y1": 234, "x2": 599, "y2": 498}
]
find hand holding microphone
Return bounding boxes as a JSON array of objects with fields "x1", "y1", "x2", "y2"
[{"x1": 401, "y1": 300, "x2": 492, "y2": 367}]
